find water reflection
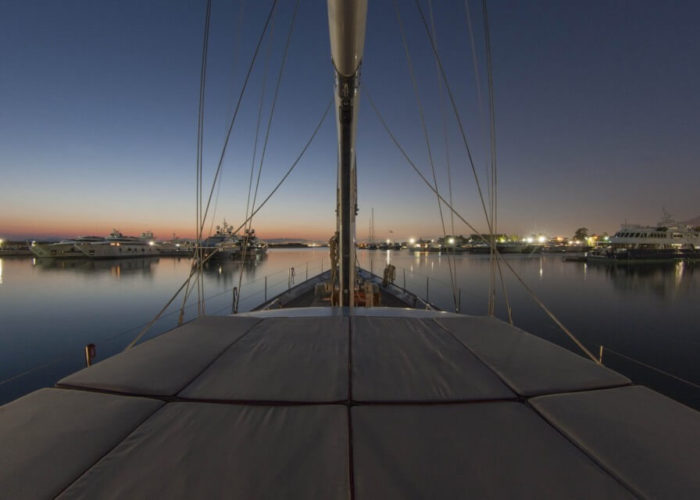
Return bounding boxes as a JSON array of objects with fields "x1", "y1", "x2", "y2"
[
  {"x1": 32, "y1": 257, "x2": 158, "y2": 278},
  {"x1": 586, "y1": 261, "x2": 697, "y2": 299},
  {"x1": 201, "y1": 254, "x2": 268, "y2": 285}
]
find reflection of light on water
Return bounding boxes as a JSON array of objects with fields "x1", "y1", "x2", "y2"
[
  {"x1": 0, "y1": 258, "x2": 3, "y2": 284},
  {"x1": 111, "y1": 265, "x2": 121, "y2": 279},
  {"x1": 583, "y1": 263, "x2": 587, "y2": 279},
  {"x1": 386, "y1": 250, "x2": 391, "y2": 265},
  {"x1": 675, "y1": 261, "x2": 684, "y2": 286},
  {"x1": 539, "y1": 257, "x2": 543, "y2": 279}
]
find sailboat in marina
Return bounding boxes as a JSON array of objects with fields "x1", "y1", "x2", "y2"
[{"x1": 2, "y1": 1, "x2": 699, "y2": 498}]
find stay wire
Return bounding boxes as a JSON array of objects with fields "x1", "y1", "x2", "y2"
[
  {"x1": 414, "y1": 0, "x2": 511, "y2": 318},
  {"x1": 366, "y1": 89, "x2": 597, "y2": 363},
  {"x1": 393, "y1": 0, "x2": 458, "y2": 311},
  {"x1": 465, "y1": 0, "x2": 495, "y2": 314},
  {"x1": 237, "y1": 0, "x2": 300, "y2": 312},
  {"x1": 195, "y1": 0, "x2": 212, "y2": 316},
  {"x1": 428, "y1": 0, "x2": 460, "y2": 310},
  {"x1": 230, "y1": 98, "x2": 332, "y2": 238},
  {"x1": 413, "y1": 0, "x2": 492, "y2": 237},
  {"x1": 482, "y1": 0, "x2": 500, "y2": 316},
  {"x1": 198, "y1": 0, "x2": 279, "y2": 238},
  {"x1": 429, "y1": 0, "x2": 455, "y2": 237}
]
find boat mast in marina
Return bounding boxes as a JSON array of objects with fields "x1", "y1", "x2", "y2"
[{"x1": 328, "y1": 0, "x2": 367, "y2": 306}]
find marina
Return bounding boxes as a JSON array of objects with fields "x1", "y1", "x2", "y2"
[
  {"x1": 2, "y1": 0, "x2": 699, "y2": 497},
  {"x1": 1, "y1": 250, "x2": 698, "y2": 409},
  {"x1": 1, "y1": 249, "x2": 699, "y2": 497}
]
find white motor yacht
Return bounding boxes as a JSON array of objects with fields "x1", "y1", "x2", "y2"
[{"x1": 76, "y1": 230, "x2": 160, "y2": 259}]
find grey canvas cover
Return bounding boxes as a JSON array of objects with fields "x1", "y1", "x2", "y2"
[
  {"x1": 58, "y1": 316, "x2": 260, "y2": 396},
  {"x1": 437, "y1": 316, "x2": 630, "y2": 396},
  {"x1": 58, "y1": 403, "x2": 348, "y2": 499},
  {"x1": 2, "y1": 312, "x2": 699, "y2": 498},
  {"x1": 180, "y1": 316, "x2": 348, "y2": 401},
  {"x1": 532, "y1": 385, "x2": 700, "y2": 498},
  {"x1": 0, "y1": 388, "x2": 162, "y2": 498}
]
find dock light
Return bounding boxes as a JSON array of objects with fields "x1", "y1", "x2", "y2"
[
  {"x1": 409, "y1": 238, "x2": 416, "y2": 245},
  {"x1": 386, "y1": 239, "x2": 391, "y2": 244},
  {"x1": 538, "y1": 236, "x2": 546, "y2": 244},
  {"x1": 448, "y1": 237, "x2": 455, "y2": 245},
  {"x1": 148, "y1": 241, "x2": 155, "y2": 246},
  {"x1": 526, "y1": 237, "x2": 533, "y2": 244}
]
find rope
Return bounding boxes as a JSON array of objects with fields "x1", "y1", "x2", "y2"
[
  {"x1": 603, "y1": 347, "x2": 700, "y2": 391},
  {"x1": 366, "y1": 89, "x2": 598, "y2": 363}
]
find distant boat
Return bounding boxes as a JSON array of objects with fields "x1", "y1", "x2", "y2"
[
  {"x1": 588, "y1": 218, "x2": 700, "y2": 262},
  {"x1": 2, "y1": 2, "x2": 699, "y2": 498},
  {"x1": 75, "y1": 230, "x2": 159, "y2": 259},
  {"x1": 201, "y1": 221, "x2": 242, "y2": 261},
  {"x1": 30, "y1": 236, "x2": 106, "y2": 259},
  {"x1": 237, "y1": 228, "x2": 268, "y2": 258}
]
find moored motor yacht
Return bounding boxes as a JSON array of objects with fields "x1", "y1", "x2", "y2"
[
  {"x1": 201, "y1": 221, "x2": 242, "y2": 260},
  {"x1": 588, "y1": 219, "x2": 700, "y2": 262},
  {"x1": 75, "y1": 230, "x2": 160, "y2": 259},
  {"x1": 29, "y1": 236, "x2": 106, "y2": 259}
]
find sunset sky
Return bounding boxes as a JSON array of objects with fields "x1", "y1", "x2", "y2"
[{"x1": 1, "y1": 0, "x2": 699, "y2": 242}]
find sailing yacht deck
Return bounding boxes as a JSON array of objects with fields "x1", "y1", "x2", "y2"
[{"x1": 2, "y1": 311, "x2": 698, "y2": 498}]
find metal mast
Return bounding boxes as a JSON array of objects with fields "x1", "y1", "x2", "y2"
[{"x1": 327, "y1": 0, "x2": 367, "y2": 306}]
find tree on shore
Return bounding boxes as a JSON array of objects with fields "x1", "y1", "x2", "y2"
[{"x1": 573, "y1": 227, "x2": 588, "y2": 241}]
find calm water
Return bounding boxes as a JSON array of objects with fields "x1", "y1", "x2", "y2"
[{"x1": 1, "y1": 249, "x2": 698, "y2": 408}]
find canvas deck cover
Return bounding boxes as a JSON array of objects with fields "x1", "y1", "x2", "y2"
[{"x1": 1, "y1": 309, "x2": 699, "y2": 498}]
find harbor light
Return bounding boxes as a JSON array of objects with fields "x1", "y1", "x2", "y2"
[
  {"x1": 148, "y1": 241, "x2": 155, "y2": 246},
  {"x1": 409, "y1": 238, "x2": 416, "y2": 245},
  {"x1": 386, "y1": 239, "x2": 391, "y2": 244},
  {"x1": 448, "y1": 238, "x2": 455, "y2": 245},
  {"x1": 537, "y1": 236, "x2": 546, "y2": 244}
]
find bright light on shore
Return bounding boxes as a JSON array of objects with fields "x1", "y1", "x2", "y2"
[
  {"x1": 409, "y1": 238, "x2": 416, "y2": 245},
  {"x1": 448, "y1": 238, "x2": 455, "y2": 245}
]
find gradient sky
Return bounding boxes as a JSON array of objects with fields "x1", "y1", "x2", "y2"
[{"x1": 1, "y1": 0, "x2": 699, "y2": 242}]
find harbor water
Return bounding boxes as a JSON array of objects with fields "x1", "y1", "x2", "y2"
[{"x1": 1, "y1": 249, "x2": 698, "y2": 408}]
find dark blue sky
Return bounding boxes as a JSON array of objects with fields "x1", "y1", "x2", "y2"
[{"x1": 1, "y1": 0, "x2": 698, "y2": 241}]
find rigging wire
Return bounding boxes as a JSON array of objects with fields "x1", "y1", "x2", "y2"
[
  {"x1": 413, "y1": 0, "x2": 511, "y2": 320},
  {"x1": 429, "y1": 0, "x2": 455, "y2": 237},
  {"x1": 229, "y1": 98, "x2": 332, "y2": 238},
  {"x1": 236, "y1": 0, "x2": 301, "y2": 313},
  {"x1": 428, "y1": 0, "x2": 461, "y2": 310},
  {"x1": 366, "y1": 88, "x2": 598, "y2": 363},
  {"x1": 182, "y1": 0, "x2": 278, "y2": 320},
  {"x1": 136, "y1": 98, "x2": 330, "y2": 348},
  {"x1": 392, "y1": 0, "x2": 458, "y2": 312},
  {"x1": 243, "y1": 13, "x2": 276, "y2": 240},
  {"x1": 481, "y1": 0, "x2": 501, "y2": 317},
  {"x1": 464, "y1": 0, "x2": 496, "y2": 314},
  {"x1": 415, "y1": 0, "x2": 512, "y2": 323},
  {"x1": 194, "y1": 0, "x2": 212, "y2": 317},
  {"x1": 198, "y1": 0, "x2": 279, "y2": 239}
]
